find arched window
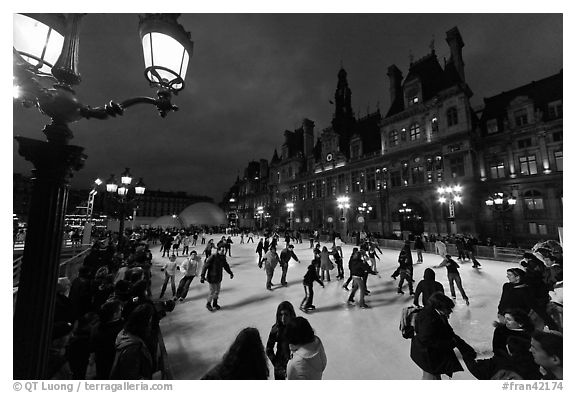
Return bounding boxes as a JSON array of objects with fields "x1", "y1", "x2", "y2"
[
  {"x1": 409, "y1": 123, "x2": 421, "y2": 140},
  {"x1": 389, "y1": 130, "x2": 399, "y2": 146},
  {"x1": 447, "y1": 107, "x2": 458, "y2": 127}
]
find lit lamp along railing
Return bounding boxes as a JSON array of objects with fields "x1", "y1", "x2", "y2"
[
  {"x1": 437, "y1": 185, "x2": 463, "y2": 220},
  {"x1": 485, "y1": 192, "x2": 517, "y2": 236},
  {"x1": 286, "y1": 202, "x2": 295, "y2": 230},
  {"x1": 337, "y1": 196, "x2": 351, "y2": 236},
  {"x1": 105, "y1": 168, "x2": 146, "y2": 248},
  {"x1": 13, "y1": 13, "x2": 193, "y2": 379},
  {"x1": 357, "y1": 202, "x2": 373, "y2": 230},
  {"x1": 256, "y1": 206, "x2": 265, "y2": 229}
]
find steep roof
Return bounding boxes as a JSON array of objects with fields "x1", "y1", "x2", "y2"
[{"x1": 481, "y1": 70, "x2": 563, "y2": 122}]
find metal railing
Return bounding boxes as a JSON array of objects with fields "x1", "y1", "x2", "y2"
[{"x1": 314, "y1": 235, "x2": 526, "y2": 262}]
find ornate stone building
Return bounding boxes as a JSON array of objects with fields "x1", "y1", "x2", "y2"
[{"x1": 224, "y1": 26, "x2": 563, "y2": 246}]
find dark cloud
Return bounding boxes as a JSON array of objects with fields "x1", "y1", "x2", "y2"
[{"x1": 13, "y1": 13, "x2": 562, "y2": 201}]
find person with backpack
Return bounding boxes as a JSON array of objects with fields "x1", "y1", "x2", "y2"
[
  {"x1": 434, "y1": 254, "x2": 470, "y2": 306},
  {"x1": 410, "y1": 292, "x2": 464, "y2": 379}
]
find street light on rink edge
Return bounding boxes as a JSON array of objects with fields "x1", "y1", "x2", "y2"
[{"x1": 13, "y1": 13, "x2": 194, "y2": 379}]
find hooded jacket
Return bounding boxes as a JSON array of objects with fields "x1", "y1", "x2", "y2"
[
  {"x1": 286, "y1": 336, "x2": 327, "y2": 379},
  {"x1": 109, "y1": 329, "x2": 153, "y2": 379},
  {"x1": 414, "y1": 268, "x2": 445, "y2": 307}
]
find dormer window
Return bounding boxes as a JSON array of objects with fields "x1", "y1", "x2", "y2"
[
  {"x1": 405, "y1": 83, "x2": 420, "y2": 107},
  {"x1": 486, "y1": 119, "x2": 499, "y2": 134},
  {"x1": 447, "y1": 107, "x2": 458, "y2": 127},
  {"x1": 548, "y1": 100, "x2": 562, "y2": 119},
  {"x1": 514, "y1": 108, "x2": 529, "y2": 127}
]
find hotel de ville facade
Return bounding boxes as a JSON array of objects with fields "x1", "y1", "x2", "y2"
[{"x1": 223, "y1": 27, "x2": 563, "y2": 247}]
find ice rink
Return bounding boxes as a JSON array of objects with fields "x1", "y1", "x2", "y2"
[{"x1": 151, "y1": 234, "x2": 519, "y2": 380}]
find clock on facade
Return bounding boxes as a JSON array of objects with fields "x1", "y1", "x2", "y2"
[{"x1": 326, "y1": 153, "x2": 333, "y2": 162}]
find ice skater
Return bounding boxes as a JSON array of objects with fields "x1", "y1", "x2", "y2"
[
  {"x1": 256, "y1": 238, "x2": 264, "y2": 265},
  {"x1": 200, "y1": 246, "x2": 234, "y2": 311},
  {"x1": 330, "y1": 239, "x2": 344, "y2": 280},
  {"x1": 347, "y1": 247, "x2": 377, "y2": 308},
  {"x1": 259, "y1": 245, "x2": 280, "y2": 290},
  {"x1": 266, "y1": 301, "x2": 297, "y2": 380},
  {"x1": 279, "y1": 244, "x2": 300, "y2": 286},
  {"x1": 414, "y1": 235, "x2": 425, "y2": 263},
  {"x1": 159, "y1": 255, "x2": 178, "y2": 299},
  {"x1": 300, "y1": 261, "x2": 324, "y2": 312},
  {"x1": 176, "y1": 250, "x2": 202, "y2": 301},
  {"x1": 433, "y1": 254, "x2": 469, "y2": 306}
]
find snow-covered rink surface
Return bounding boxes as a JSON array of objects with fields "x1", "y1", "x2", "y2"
[{"x1": 152, "y1": 234, "x2": 516, "y2": 380}]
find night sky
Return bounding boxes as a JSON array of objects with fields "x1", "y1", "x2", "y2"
[{"x1": 12, "y1": 13, "x2": 563, "y2": 202}]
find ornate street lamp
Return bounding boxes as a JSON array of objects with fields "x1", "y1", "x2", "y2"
[
  {"x1": 437, "y1": 184, "x2": 463, "y2": 234},
  {"x1": 13, "y1": 13, "x2": 194, "y2": 379},
  {"x1": 256, "y1": 205, "x2": 265, "y2": 229},
  {"x1": 286, "y1": 202, "x2": 295, "y2": 230},
  {"x1": 357, "y1": 201, "x2": 373, "y2": 231},
  {"x1": 105, "y1": 170, "x2": 145, "y2": 245},
  {"x1": 485, "y1": 192, "x2": 517, "y2": 240},
  {"x1": 337, "y1": 196, "x2": 350, "y2": 237}
]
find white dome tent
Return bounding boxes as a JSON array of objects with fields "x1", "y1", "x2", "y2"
[{"x1": 178, "y1": 202, "x2": 227, "y2": 227}]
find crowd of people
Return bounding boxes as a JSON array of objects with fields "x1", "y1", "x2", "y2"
[{"x1": 46, "y1": 224, "x2": 563, "y2": 381}]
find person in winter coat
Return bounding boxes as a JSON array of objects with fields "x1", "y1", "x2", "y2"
[
  {"x1": 457, "y1": 335, "x2": 541, "y2": 380},
  {"x1": 225, "y1": 236, "x2": 233, "y2": 256},
  {"x1": 492, "y1": 309, "x2": 534, "y2": 358},
  {"x1": 255, "y1": 239, "x2": 264, "y2": 265},
  {"x1": 396, "y1": 245, "x2": 414, "y2": 295},
  {"x1": 91, "y1": 300, "x2": 124, "y2": 379},
  {"x1": 530, "y1": 330, "x2": 563, "y2": 380},
  {"x1": 176, "y1": 250, "x2": 202, "y2": 301},
  {"x1": 109, "y1": 303, "x2": 154, "y2": 380},
  {"x1": 347, "y1": 247, "x2": 376, "y2": 308},
  {"x1": 319, "y1": 246, "x2": 333, "y2": 282},
  {"x1": 259, "y1": 245, "x2": 280, "y2": 290},
  {"x1": 434, "y1": 255, "x2": 470, "y2": 306},
  {"x1": 159, "y1": 254, "x2": 177, "y2": 298},
  {"x1": 330, "y1": 239, "x2": 345, "y2": 280},
  {"x1": 497, "y1": 268, "x2": 532, "y2": 321},
  {"x1": 200, "y1": 246, "x2": 234, "y2": 311},
  {"x1": 413, "y1": 268, "x2": 445, "y2": 307},
  {"x1": 266, "y1": 301, "x2": 297, "y2": 379},
  {"x1": 279, "y1": 244, "x2": 300, "y2": 286},
  {"x1": 410, "y1": 292, "x2": 463, "y2": 379},
  {"x1": 435, "y1": 238, "x2": 447, "y2": 257},
  {"x1": 391, "y1": 240, "x2": 414, "y2": 280},
  {"x1": 414, "y1": 236, "x2": 425, "y2": 263},
  {"x1": 286, "y1": 317, "x2": 327, "y2": 380},
  {"x1": 201, "y1": 327, "x2": 269, "y2": 380},
  {"x1": 203, "y1": 239, "x2": 215, "y2": 260},
  {"x1": 300, "y1": 261, "x2": 325, "y2": 311}
]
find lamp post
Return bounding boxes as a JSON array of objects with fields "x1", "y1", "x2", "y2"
[
  {"x1": 485, "y1": 192, "x2": 517, "y2": 241},
  {"x1": 105, "y1": 169, "x2": 146, "y2": 249},
  {"x1": 357, "y1": 202, "x2": 373, "y2": 231},
  {"x1": 256, "y1": 206, "x2": 264, "y2": 230},
  {"x1": 437, "y1": 184, "x2": 463, "y2": 234},
  {"x1": 286, "y1": 202, "x2": 295, "y2": 230},
  {"x1": 13, "y1": 13, "x2": 193, "y2": 379},
  {"x1": 337, "y1": 196, "x2": 350, "y2": 237}
]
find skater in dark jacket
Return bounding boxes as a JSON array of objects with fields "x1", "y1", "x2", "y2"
[
  {"x1": 347, "y1": 247, "x2": 376, "y2": 308},
  {"x1": 266, "y1": 301, "x2": 297, "y2": 379},
  {"x1": 413, "y1": 268, "x2": 445, "y2": 307},
  {"x1": 256, "y1": 239, "x2": 264, "y2": 264},
  {"x1": 434, "y1": 255, "x2": 470, "y2": 305},
  {"x1": 497, "y1": 268, "x2": 532, "y2": 321},
  {"x1": 300, "y1": 262, "x2": 324, "y2": 312},
  {"x1": 410, "y1": 292, "x2": 463, "y2": 379}
]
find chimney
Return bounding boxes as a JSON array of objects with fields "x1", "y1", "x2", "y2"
[
  {"x1": 302, "y1": 118, "x2": 315, "y2": 156},
  {"x1": 445, "y1": 26, "x2": 465, "y2": 82},
  {"x1": 387, "y1": 65, "x2": 403, "y2": 104}
]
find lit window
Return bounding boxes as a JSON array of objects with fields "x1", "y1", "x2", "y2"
[
  {"x1": 529, "y1": 222, "x2": 548, "y2": 235},
  {"x1": 447, "y1": 107, "x2": 458, "y2": 127},
  {"x1": 524, "y1": 190, "x2": 544, "y2": 210},
  {"x1": 409, "y1": 123, "x2": 421, "y2": 141},
  {"x1": 489, "y1": 162, "x2": 506, "y2": 179},
  {"x1": 519, "y1": 155, "x2": 538, "y2": 175},
  {"x1": 554, "y1": 151, "x2": 563, "y2": 172},
  {"x1": 389, "y1": 130, "x2": 399, "y2": 146}
]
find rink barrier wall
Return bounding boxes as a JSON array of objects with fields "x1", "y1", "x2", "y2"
[{"x1": 315, "y1": 235, "x2": 526, "y2": 263}]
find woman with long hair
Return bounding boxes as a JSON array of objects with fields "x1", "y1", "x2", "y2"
[
  {"x1": 202, "y1": 327, "x2": 269, "y2": 380},
  {"x1": 266, "y1": 301, "x2": 297, "y2": 379}
]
